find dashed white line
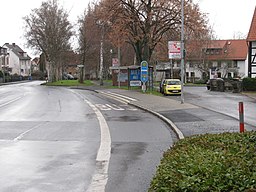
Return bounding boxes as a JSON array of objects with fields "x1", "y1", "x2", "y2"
[{"x1": 13, "y1": 122, "x2": 48, "y2": 141}]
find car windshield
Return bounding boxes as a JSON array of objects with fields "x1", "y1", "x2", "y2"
[{"x1": 167, "y1": 81, "x2": 181, "y2": 85}]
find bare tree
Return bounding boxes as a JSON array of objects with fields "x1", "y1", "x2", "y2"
[
  {"x1": 98, "y1": 0, "x2": 209, "y2": 65},
  {"x1": 24, "y1": 0, "x2": 73, "y2": 82}
]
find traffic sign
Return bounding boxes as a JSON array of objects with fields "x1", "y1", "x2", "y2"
[
  {"x1": 140, "y1": 61, "x2": 148, "y2": 82},
  {"x1": 168, "y1": 41, "x2": 181, "y2": 59}
]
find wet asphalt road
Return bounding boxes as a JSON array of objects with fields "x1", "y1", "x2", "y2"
[
  {"x1": 0, "y1": 81, "x2": 174, "y2": 192},
  {"x1": 166, "y1": 86, "x2": 256, "y2": 136},
  {"x1": 183, "y1": 86, "x2": 256, "y2": 128}
]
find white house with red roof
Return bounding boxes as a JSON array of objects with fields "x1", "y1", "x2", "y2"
[{"x1": 185, "y1": 39, "x2": 248, "y2": 82}]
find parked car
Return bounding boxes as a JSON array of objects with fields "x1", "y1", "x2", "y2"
[
  {"x1": 159, "y1": 79, "x2": 166, "y2": 94},
  {"x1": 63, "y1": 73, "x2": 74, "y2": 80},
  {"x1": 162, "y1": 79, "x2": 181, "y2": 95}
]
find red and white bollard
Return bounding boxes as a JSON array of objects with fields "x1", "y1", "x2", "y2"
[{"x1": 239, "y1": 102, "x2": 245, "y2": 133}]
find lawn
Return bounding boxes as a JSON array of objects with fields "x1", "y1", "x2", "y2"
[{"x1": 46, "y1": 80, "x2": 94, "y2": 86}]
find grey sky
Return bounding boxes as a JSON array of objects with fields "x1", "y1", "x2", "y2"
[{"x1": 1, "y1": 0, "x2": 255, "y2": 58}]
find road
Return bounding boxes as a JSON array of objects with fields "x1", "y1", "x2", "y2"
[
  {"x1": 183, "y1": 86, "x2": 256, "y2": 128},
  {"x1": 0, "y1": 81, "x2": 173, "y2": 192}
]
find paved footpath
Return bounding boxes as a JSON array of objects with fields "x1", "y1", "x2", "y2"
[{"x1": 95, "y1": 88, "x2": 256, "y2": 140}]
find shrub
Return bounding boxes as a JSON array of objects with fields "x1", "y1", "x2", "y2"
[
  {"x1": 194, "y1": 79, "x2": 207, "y2": 84},
  {"x1": 242, "y1": 78, "x2": 256, "y2": 91},
  {"x1": 149, "y1": 131, "x2": 256, "y2": 192}
]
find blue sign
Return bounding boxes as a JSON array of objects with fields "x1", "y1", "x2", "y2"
[
  {"x1": 140, "y1": 61, "x2": 148, "y2": 82},
  {"x1": 141, "y1": 61, "x2": 148, "y2": 71},
  {"x1": 130, "y1": 69, "x2": 140, "y2": 81}
]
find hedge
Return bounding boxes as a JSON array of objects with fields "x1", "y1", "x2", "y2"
[
  {"x1": 149, "y1": 131, "x2": 256, "y2": 192},
  {"x1": 242, "y1": 78, "x2": 256, "y2": 91}
]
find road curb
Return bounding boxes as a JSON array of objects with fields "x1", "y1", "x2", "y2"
[
  {"x1": 95, "y1": 90, "x2": 184, "y2": 140},
  {"x1": 128, "y1": 102, "x2": 185, "y2": 140}
]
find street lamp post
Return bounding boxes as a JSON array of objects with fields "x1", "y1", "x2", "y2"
[{"x1": 180, "y1": 0, "x2": 185, "y2": 104}]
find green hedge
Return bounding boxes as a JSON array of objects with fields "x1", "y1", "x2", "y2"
[
  {"x1": 242, "y1": 78, "x2": 256, "y2": 91},
  {"x1": 149, "y1": 131, "x2": 256, "y2": 192}
]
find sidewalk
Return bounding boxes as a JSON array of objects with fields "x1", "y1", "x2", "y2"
[{"x1": 95, "y1": 88, "x2": 256, "y2": 140}]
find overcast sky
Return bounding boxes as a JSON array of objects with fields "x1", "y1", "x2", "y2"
[{"x1": 0, "y1": 0, "x2": 255, "y2": 58}]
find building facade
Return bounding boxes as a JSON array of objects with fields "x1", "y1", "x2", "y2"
[
  {"x1": 247, "y1": 7, "x2": 256, "y2": 78},
  {"x1": 3, "y1": 43, "x2": 31, "y2": 77},
  {"x1": 186, "y1": 40, "x2": 248, "y2": 82}
]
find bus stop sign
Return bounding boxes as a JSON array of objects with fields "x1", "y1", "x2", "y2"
[{"x1": 140, "y1": 61, "x2": 148, "y2": 82}]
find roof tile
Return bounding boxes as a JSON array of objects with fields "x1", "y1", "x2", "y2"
[{"x1": 247, "y1": 7, "x2": 256, "y2": 41}]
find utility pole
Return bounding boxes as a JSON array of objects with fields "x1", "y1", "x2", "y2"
[
  {"x1": 180, "y1": 0, "x2": 185, "y2": 104},
  {"x1": 118, "y1": 44, "x2": 121, "y2": 88},
  {"x1": 99, "y1": 23, "x2": 104, "y2": 86}
]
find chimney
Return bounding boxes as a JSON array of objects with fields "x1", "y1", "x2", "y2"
[{"x1": 12, "y1": 43, "x2": 15, "y2": 47}]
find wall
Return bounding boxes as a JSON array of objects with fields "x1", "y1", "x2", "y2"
[
  {"x1": 251, "y1": 41, "x2": 256, "y2": 77},
  {"x1": 8, "y1": 51, "x2": 20, "y2": 75}
]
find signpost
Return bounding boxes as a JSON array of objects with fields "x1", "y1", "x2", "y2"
[
  {"x1": 168, "y1": 41, "x2": 181, "y2": 59},
  {"x1": 77, "y1": 64, "x2": 84, "y2": 83},
  {"x1": 130, "y1": 68, "x2": 141, "y2": 87},
  {"x1": 140, "y1": 61, "x2": 148, "y2": 92}
]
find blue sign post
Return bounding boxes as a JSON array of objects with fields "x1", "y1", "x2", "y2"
[{"x1": 140, "y1": 61, "x2": 148, "y2": 92}]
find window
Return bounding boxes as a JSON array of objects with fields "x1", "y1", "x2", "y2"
[
  {"x1": 191, "y1": 72, "x2": 195, "y2": 77},
  {"x1": 167, "y1": 80, "x2": 181, "y2": 85},
  {"x1": 208, "y1": 62, "x2": 213, "y2": 68},
  {"x1": 233, "y1": 61, "x2": 238, "y2": 68},
  {"x1": 217, "y1": 72, "x2": 221, "y2": 78},
  {"x1": 228, "y1": 73, "x2": 232, "y2": 78},
  {"x1": 227, "y1": 61, "x2": 232, "y2": 68},
  {"x1": 217, "y1": 61, "x2": 221, "y2": 68}
]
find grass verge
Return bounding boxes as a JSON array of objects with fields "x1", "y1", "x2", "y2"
[
  {"x1": 46, "y1": 80, "x2": 94, "y2": 86},
  {"x1": 149, "y1": 131, "x2": 256, "y2": 192}
]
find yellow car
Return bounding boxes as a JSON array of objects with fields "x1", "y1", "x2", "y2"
[{"x1": 162, "y1": 79, "x2": 181, "y2": 95}]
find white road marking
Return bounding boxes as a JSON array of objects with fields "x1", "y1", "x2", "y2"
[
  {"x1": 71, "y1": 91, "x2": 111, "y2": 192},
  {"x1": 119, "y1": 104, "x2": 138, "y2": 111},
  {"x1": 84, "y1": 99, "x2": 111, "y2": 192},
  {"x1": 105, "y1": 104, "x2": 125, "y2": 111},
  {"x1": 0, "y1": 96, "x2": 24, "y2": 108},
  {"x1": 106, "y1": 91, "x2": 137, "y2": 101},
  {"x1": 13, "y1": 122, "x2": 48, "y2": 141},
  {"x1": 95, "y1": 104, "x2": 112, "y2": 111},
  {"x1": 98, "y1": 91, "x2": 130, "y2": 104},
  {"x1": 95, "y1": 103, "x2": 137, "y2": 111}
]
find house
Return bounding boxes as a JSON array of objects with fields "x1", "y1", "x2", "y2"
[
  {"x1": 0, "y1": 46, "x2": 8, "y2": 82},
  {"x1": 0, "y1": 46, "x2": 8, "y2": 71},
  {"x1": 185, "y1": 39, "x2": 248, "y2": 82},
  {"x1": 247, "y1": 7, "x2": 256, "y2": 78},
  {"x1": 155, "y1": 39, "x2": 248, "y2": 83},
  {"x1": 3, "y1": 43, "x2": 31, "y2": 77},
  {"x1": 31, "y1": 57, "x2": 40, "y2": 73}
]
